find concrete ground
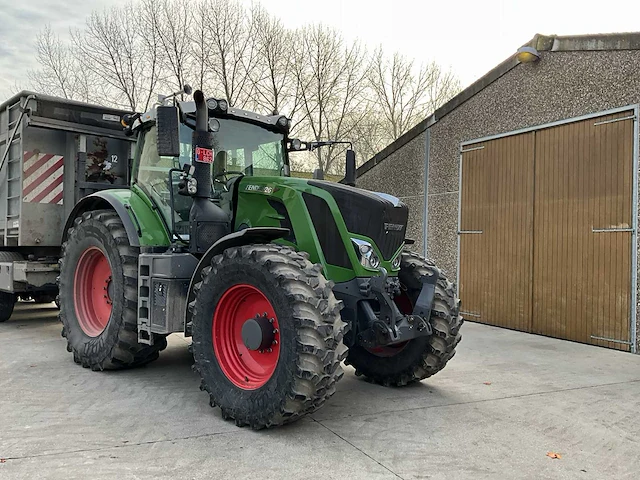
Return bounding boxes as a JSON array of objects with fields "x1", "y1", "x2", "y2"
[{"x1": 1, "y1": 303, "x2": 640, "y2": 480}]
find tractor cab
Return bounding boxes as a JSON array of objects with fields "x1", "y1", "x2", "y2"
[{"x1": 126, "y1": 90, "x2": 292, "y2": 246}]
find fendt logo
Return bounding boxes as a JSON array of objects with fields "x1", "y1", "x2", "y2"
[
  {"x1": 384, "y1": 223, "x2": 403, "y2": 232},
  {"x1": 245, "y1": 184, "x2": 275, "y2": 194}
]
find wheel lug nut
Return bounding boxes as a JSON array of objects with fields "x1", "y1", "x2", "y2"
[
  {"x1": 267, "y1": 348, "x2": 272, "y2": 353},
  {"x1": 273, "y1": 328, "x2": 278, "y2": 334},
  {"x1": 272, "y1": 340, "x2": 278, "y2": 345},
  {"x1": 269, "y1": 318, "x2": 274, "y2": 324}
]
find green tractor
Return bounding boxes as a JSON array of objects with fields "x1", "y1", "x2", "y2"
[{"x1": 58, "y1": 87, "x2": 462, "y2": 428}]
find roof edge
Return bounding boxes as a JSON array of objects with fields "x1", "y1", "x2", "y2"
[
  {"x1": 0, "y1": 90, "x2": 132, "y2": 115},
  {"x1": 355, "y1": 30, "x2": 640, "y2": 179},
  {"x1": 355, "y1": 37, "x2": 524, "y2": 178}
]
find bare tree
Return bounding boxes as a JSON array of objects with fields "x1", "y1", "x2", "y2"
[
  {"x1": 189, "y1": 0, "x2": 215, "y2": 91},
  {"x1": 368, "y1": 48, "x2": 461, "y2": 143},
  {"x1": 71, "y1": 4, "x2": 160, "y2": 111},
  {"x1": 26, "y1": 25, "x2": 91, "y2": 102},
  {"x1": 292, "y1": 25, "x2": 369, "y2": 174},
  {"x1": 141, "y1": 0, "x2": 193, "y2": 95},
  {"x1": 248, "y1": 5, "x2": 298, "y2": 117},
  {"x1": 203, "y1": 0, "x2": 257, "y2": 107},
  {"x1": 423, "y1": 62, "x2": 461, "y2": 113},
  {"x1": 25, "y1": 0, "x2": 462, "y2": 174}
]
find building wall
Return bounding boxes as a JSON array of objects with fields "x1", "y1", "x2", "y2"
[
  {"x1": 359, "y1": 48, "x2": 640, "y2": 350},
  {"x1": 427, "y1": 50, "x2": 640, "y2": 351},
  {"x1": 357, "y1": 130, "x2": 427, "y2": 254}
]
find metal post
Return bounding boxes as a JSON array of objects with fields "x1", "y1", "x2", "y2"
[
  {"x1": 631, "y1": 105, "x2": 639, "y2": 353},
  {"x1": 422, "y1": 129, "x2": 430, "y2": 257},
  {"x1": 76, "y1": 135, "x2": 87, "y2": 201}
]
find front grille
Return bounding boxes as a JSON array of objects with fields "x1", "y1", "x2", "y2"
[
  {"x1": 192, "y1": 221, "x2": 227, "y2": 253},
  {"x1": 302, "y1": 193, "x2": 351, "y2": 268},
  {"x1": 309, "y1": 181, "x2": 408, "y2": 259}
]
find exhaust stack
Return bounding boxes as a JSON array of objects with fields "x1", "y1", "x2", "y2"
[{"x1": 189, "y1": 90, "x2": 230, "y2": 253}]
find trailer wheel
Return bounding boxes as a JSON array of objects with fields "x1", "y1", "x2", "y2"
[
  {"x1": 0, "y1": 292, "x2": 17, "y2": 322},
  {"x1": 190, "y1": 244, "x2": 347, "y2": 429},
  {"x1": 58, "y1": 210, "x2": 166, "y2": 370},
  {"x1": 346, "y1": 251, "x2": 463, "y2": 386},
  {"x1": 0, "y1": 252, "x2": 23, "y2": 322}
]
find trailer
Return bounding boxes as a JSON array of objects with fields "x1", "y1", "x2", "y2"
[{"x1": 0, "y1": 91, "x2": 133, "y2": 319}]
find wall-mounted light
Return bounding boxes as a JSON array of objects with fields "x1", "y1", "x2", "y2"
[{"x1": 516, "y1": 46, "x2": 540, "y2": 63}]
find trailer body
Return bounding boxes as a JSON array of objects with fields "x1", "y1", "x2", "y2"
[{"x1": 0, "y1": 92, "x2": 133, "y2": 297}]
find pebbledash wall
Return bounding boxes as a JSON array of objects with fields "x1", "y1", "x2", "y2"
[{"x1": 355, "y1": 33, "x2": 640, "y2": 352}]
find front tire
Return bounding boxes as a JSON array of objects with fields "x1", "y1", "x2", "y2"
[
  {"x1": 346, "y1": 251, "x2": 463, "y2": 386},
  {"x1": 191, "y1": 244, "x2": 347, "y2": 429},
  {"x1": 58, "y1": 210, "x2": 166, "y2": 370}
]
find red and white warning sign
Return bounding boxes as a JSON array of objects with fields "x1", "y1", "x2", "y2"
[
  {"x1": 195, "y1": 147, "x2": 214, "y2": 164},
  {"x1": 23, "y1": 151, "x2": 64, "y2": 204}
]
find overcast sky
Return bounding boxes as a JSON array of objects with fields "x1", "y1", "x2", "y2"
[{"x1": 2, "y1": 0, "x2": 640, "y2": 99}]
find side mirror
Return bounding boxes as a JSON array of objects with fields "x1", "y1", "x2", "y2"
[
  {"x1": 312, "y1": 168, "x2": 324, "y2": 180},
  {"x1": 345, "y1": 149, "x2": 356, "y2": 187},
  {"x1": 156, "y1": 105, "x2": 180, "y2": 157}
]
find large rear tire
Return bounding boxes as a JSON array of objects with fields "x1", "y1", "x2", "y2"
[
  {"x1": 346, "y1": 251, "x2": 463, "y2": 386},
  {"x1": 58, "y1": 210, "x2": 166, "y2": 370},
  {"x1": 191, "y1": 244, "x2": 347, "y2": 429}
]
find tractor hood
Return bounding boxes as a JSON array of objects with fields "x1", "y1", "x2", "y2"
[{"x1": 306, "y1": 180, "x2": 408, "y2": 259}]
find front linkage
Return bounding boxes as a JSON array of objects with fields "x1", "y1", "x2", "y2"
[{"x1": 334, "y1": 265, "x2": 439, "y2": 350}]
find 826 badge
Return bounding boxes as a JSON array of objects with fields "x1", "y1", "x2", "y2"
[{"x1": 195, "y1": 147, "x2": 214, "y2": 164}]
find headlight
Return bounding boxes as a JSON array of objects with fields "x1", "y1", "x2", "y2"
[
  {"x1": 206, "y1": 98, "x2": 218, "y2": 110},
  {"x1": 392, "y1": 253, "x2": 401, "y2": 269},
  {"x1": 351, "y1": 239, "x2": 381, "y2": 270},
  {"x1": 206, "y1": 98, "x2": 228, "y2": 112},
  {"x1": 187, "y1": 178, "x2": 198, "y2": 195}
]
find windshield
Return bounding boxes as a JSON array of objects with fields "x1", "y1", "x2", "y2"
[
  {"x1": 134, "y1": 117, "x2": 287, "y2": 237},
  {"x1": 160, "y1": 119, "x2": 287, "y2": 176}
]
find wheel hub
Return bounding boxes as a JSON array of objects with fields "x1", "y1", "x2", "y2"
[
  {"x1": 213, "y1": 284, "x2": 281, "y2": 390},
  {"x1": 241, "y1": 314, "x2": 275, "y2": 351},
  {"x1": 73, "y1": 247, "x2": 113, "y2": 337}
]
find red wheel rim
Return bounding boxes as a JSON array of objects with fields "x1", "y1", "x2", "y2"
[
  {"x1": 213, "y1": 284, "x2": 280, "y2": 390},
  {"x1": 74, "y1": 247, "x2": 112, "y2": 337},
  {"x1": 366, "y1": 290, "x2": 411, "y2": 357}
]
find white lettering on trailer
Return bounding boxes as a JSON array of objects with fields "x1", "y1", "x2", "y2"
[
  {"x1": 22, "y1": 151, "x2": 64, "y2": 205},
  {"x1": 102, "y1": 114, "x2": 120, "y2": 122}
]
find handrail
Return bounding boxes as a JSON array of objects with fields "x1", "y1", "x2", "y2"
[{"x1": 0, "y1": 94, "x2": 36, "y2": 173}]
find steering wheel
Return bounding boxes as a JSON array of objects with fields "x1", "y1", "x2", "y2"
[{"x1": 214, "y1": 171, "x2": 245, "y2": 182}]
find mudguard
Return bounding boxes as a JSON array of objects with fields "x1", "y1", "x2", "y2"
[
  {"x1": 62, "y1": 190, "x2": 169, "y2": 247},
  {"x1": 184, "y1": 227, "x2": 289, "y2": 335}
]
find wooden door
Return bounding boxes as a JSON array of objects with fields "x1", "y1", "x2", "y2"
[
  {"x1": 458, "y1": 110, "x2": 634, "y2": 350},
  {"x1": 532, "y1": 111, "x2": 634, "y2": 350},
  {"x1": 458, "y1": 132, "x2": 535, "y2": 331}
]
